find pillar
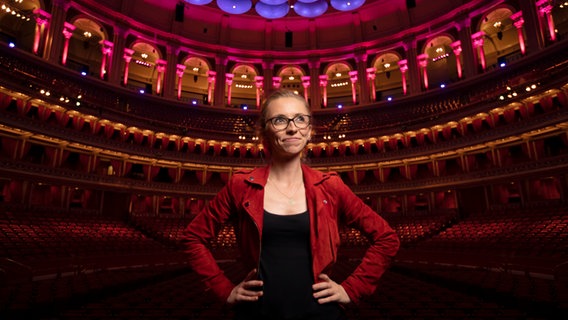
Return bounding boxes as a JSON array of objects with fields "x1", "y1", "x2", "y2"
[
  {"x1": 226, "y1": 73, "x2": 234, "y2": 106},
  {"x1": 254, "y1": 76, "x2": 264, "y2": 108},
  {"x1": 301, "y1": 76, "x2": 310, "y2": 102},
  {"x1": 308, "y1": 60, "x2": 321, "y2": 109},
  {"x1": 207, "y1": 70, "x2": 216, "y2": 105},
  {"x1": 109, "y1": 25, "x2": 128, "y2": 85},
  {"x1": 456, "y1": 18, "x2": 476, "y2": 78},
  {"x1": 155, "y1": 59, "x2": 167, "y2": 95},
  {"x1": 536, "y1": 0, "x2": 556, "y2": 42},
  {"x1": 213, "y1": 55, "x2": 228, "y2": 107},
  {"x1": 450, "y1": 41, "x2": 463, "y2": 79},
  {"x1": 366, "y1": 67, "x2": 376, "y2": 101},
  {"x1": 471, "y1": 31, "x2": 486, "y2": 71},
  {"x1": 319, "y1": 75, "x2": 328, "y2": 108},
  {"x1": 44, "y1": 0, "x2": 70, "y2": 63},
  {"x1": 417, "y1": 53, "x2": 429, "y2": 90},
  {"x1": 262, "y1": 61, "x2": 274, "y2": 95},
  {"x1": 99, "y1": 40, "x2": 113, "y2": 80},
  {"x1": 397, "y1": 60, "x2": 408, "y2": 95},
  {"x1": 61, "y1": 22, "x2": 75, "y2": 65},
  {"x1": 32, "y1": 9, "x2": 50, "y2": 56},
  {"x1": 355, "y1": 52, "x2": 369, "y2": 104},
  {"x1": 176, "y1": 64, "x2": 186, "y2": 100},
  {"x1": 349, "y1": 70, "x2": 358, "y2": 105},
  {"x1": 122, "y1": 48, "x2": 134, "y2": 86},
  {"x1": 511, "y1": 11, "x2": 527, "y2": 55}
]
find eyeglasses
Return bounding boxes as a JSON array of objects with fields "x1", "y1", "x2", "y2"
[{"x1": 266, "y1": 114, "x2": 311, "y2": 131}]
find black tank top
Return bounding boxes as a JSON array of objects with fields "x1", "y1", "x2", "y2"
[{"x1": 234, "y1": 210, "x2": 344, "y2": 320}]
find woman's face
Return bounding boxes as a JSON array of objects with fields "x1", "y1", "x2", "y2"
[{"x1": 264, "y1": 96, "x2": 312, "y2": 159}]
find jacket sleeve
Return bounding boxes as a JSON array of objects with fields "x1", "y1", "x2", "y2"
[
  {"x1": 180, "y1": 181, "x2": 237, "y2": 303},
  {"x1": 333, "y1": 176, "x2": 400, "y2": 305}
]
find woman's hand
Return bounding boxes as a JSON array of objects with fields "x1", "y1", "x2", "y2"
[
  {"x1": 227, "y1": 269, "x2": 264, "y2": 305},
  {"x1": 312, "y1": 273, "x2": 351, "y2": 305}
]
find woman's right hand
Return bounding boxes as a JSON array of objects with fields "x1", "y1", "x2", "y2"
[{"x1": 227, "y1": 269, "x2": 264, "y2": 305}]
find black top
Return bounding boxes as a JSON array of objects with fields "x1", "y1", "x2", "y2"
[{"x1": 234, "y1": 210, "x2": 344, "y2": 320}]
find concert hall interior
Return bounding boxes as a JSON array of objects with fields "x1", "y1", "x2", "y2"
[{"x1": 0, "y1": 0, "x2": 568, "y2": 319}]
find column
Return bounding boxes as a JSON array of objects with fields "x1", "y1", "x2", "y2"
[
  {"x1": 366, "y1": 68, "x2": 376, "y2": 101},
  {"x1": 536, "y1": 0, "x2": 556, "y2": 42},
  {"x1": 308, "y1": 59, "x2": 321, "y2": 109},
  {"x1": 450, "y1": 41, "x2": 463, "y2": 79},
  {"x1": 226, "y1": 73, "x2": 234, "y2": 106},
  {"x1": 99, "y1": 40, "x2": 113, "y2": 80},
  {"x1": 319, "y1": 75, "x2": 328, "y2": 108},
  {"x1": 262, "y1": 61, "x2": 274, "y2": 95},
  {"x1": 213, "y1": 55, "x2": 227, "y2": 107},
  {"x1": 44, "y1": 0, "x2": 70, "y2": 63},
  {"x1": 456, "y1": 18, "x2": 476, "y2": 78},
  {"x1": 122, "y1": 48, "x2": 134, "y2": 86},
  {"x1": 61, "y1": 22, "x2": 75, "y2": 65},
  {"x1": 272, "y1": 76, "x2": 281, "y2": 90},
  {"x1": 163, "y1": 47, "x2": 179, "y2": 99},
  {"x1": 471, "y1": 31, "x2": 486, "y2": 71},
  {"x1": 348, "y1": 70, "x2": 358, "y2": 105},
  {"x1": 32, "y1": 9, "x2": 50, "y2": 55},
  {"x1": 519, "y1": 0, "x2": 545, "y2": 53},
  {"x1": 301, "y1": 76, "x2": 310, "y2": 102},
  {"x1": 254, "y1": 76, "x2": 264, "y2": 108},
  {"x1": 403, "y1": 38, "x2": 421, "y2": 95},
  {"x1": 109, "y1": 25, "x2": 128, "y2": 85},
  {"x1": 510, "y1": 12, "x2": 526, "y2": 55},
  {"x1": 207, "y1": 70, "x2": 216, "y2": 105},
  {"x1": 176, "y1": 64, "x2": 186, "y2": 100},
  {"x1": 417, "y1": 53, "x2": 429, "y2": 90},
  {"x1": 397, "y1": 60, "x2": 408, "y2": 95},
  {"x1": 155, "y1": 59, "x2": 167, "y2": 95},
  {"x1": 355, "y1": 52, "x2": 369, "y2": 104}
]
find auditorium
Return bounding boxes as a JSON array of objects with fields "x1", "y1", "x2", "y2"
[{"x1": 0, "y1": 0, "x2": 567, "y2": 319}]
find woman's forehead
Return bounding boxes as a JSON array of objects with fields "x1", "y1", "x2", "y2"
[{"x1": 266, "y1": 97, "x2": 309, "y2": 116}]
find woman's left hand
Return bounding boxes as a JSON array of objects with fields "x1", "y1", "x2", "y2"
[{"x1": 312, "y1": 273, "x2": 351, "y2": 305}]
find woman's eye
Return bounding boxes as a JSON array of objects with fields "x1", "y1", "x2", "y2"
[{"x1": 273, "y1": 117, "x2": 287, "y2": 124}]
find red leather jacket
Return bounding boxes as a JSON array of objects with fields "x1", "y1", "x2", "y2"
[{"x1": 182, "y1": 164, "x2": 400, "y2": 305}]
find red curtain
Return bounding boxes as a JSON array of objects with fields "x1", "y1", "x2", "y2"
[
  {"x1": 557, "y1": 90, "x2": 567, "y2": 108},
  {"x1": 388, "y1": 137, "x2": 397, "y2": 150},
  {"x1": 37, "y1": 105, "x2": 52, "y2": 121},
  {"x1": 186, "y1": 140, "x2": 195, "y2": 153},
  {"x1": 110, "y1": 160, "x2": 123, "y2": 176},
  {"x1": 1, "y1": 137, "x2": 19, "y2": 157},
  {"x1": 133, "y1": 131, "x2": 144, "y2": 144},
  {"x1": 415, "y1": 132, "x2": 425, "y2": 145},
  {"x1": 0, "y1": 92, "x2": 13, "y2": 109},
  {"x1": 55, "y1": 110, "x2": 70, "y2": 127},
  {"x1": 503, "y1": 108, "x2": 515, "y2": 123},
  {"x1": 91, "y1": 120, "x2": 102, "y2": 135},
  {"x1": 16, "y1": 99, "x2": 32, "y2": 116},
  {"x1": 437, "y1": 160, "x2": 446, "y2": 175},
  {"x1": 519, "y1": 102, "x2": 534, "y2": 118},
  {"x1": 539, "y1": 96, "x2": 554, "y2": 112},
  {"x1": 442, "y1": 126, "x2": 452, "y2": 140},
  {"x1": 79, "y1": 154, "x2": 91, "y2": 172},
  {"x1": 381, "y1": 168, "x2": 390, "y2": 182},
  {"x1": 72, "y1": 116, "x2": 85, "y2": 131},
  {"x1": 457, "y1": 122, "x2": 467, "y2": 136},
  {"x1": 376, "y1": 139, "x2": 384, "y2": 151},
  {"x1": 168, "y1": 168, "x2": 178, "y2": 182},
  {"x1": 44, "y1": 146, "x2": 58, "y2": 166},
  {"x1": 472, "y1": 118, "x2": 483, "y2": 132},
  {"x1": 486, "y1": 113, "x2": 497, "y2": 128},
  {"x1": 104, "y1": 125, "x2": 115, "y2": 138}
]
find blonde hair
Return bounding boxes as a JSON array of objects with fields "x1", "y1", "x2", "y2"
[{"x1": 257, "y1": 89, "x2": 313, "y2": 157}]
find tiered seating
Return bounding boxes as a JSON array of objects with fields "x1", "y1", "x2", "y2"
[{"x1": 0, "y1": 211, "x2": 172, "y2": 265}]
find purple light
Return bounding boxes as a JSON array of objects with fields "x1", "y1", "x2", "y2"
[
  {"x1": 387, "y1": 97, "x2": 393, "y2": 101},
  {"x1": 293, "y1": 0, "x2": 328, "y2": 18},
  {"x1": 440, "y1": 83, "x2": 446, "y2": 88},
  {"x1": 255, "y1": 1, "x2": 290, "y2": 19},
  {"x1": 337, "y1": 104, "x2": 343, "y2": 109},
  {"x1": 8, "y1": 42, "x2": 15, "y2": 48},
  {"x1": 139, "y1": 89, "x2": 145, "y2": 94},
  {"x1": 81, "y1": 71, "x2": 87, "y2": 76},
  {"x1": 217, "y1": 0, "x2": 252, "y2": 14},
  {"x1": 330, "y1": 0, "x2": 366, "y2": 11},
  {"x1": 500, "y1": 62, "x2": 506, "y2": 68},
  {"x1": 192, "y1": 100, "x2": 198, "y2": 105}
]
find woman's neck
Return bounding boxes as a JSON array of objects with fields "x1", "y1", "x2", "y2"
[{"x1": 268, "y1": 159, "x2": 303, "y2": 183}]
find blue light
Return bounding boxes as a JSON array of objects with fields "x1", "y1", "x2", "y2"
[
  {"x1": 440, "y1": 83, "x2": 446, "y2": 88},
  {"x1": 337, "y1": 104, "x2": 343, "y2": 109},
  {"x1": 500, "y1": 62, "x2": 506, "y2": 68},
  {"x1": 387, "y1": 97, "x2": 393, "y2": 101},
  {"x1": 242, "y1": 104, "x2": 248, "y2": 110},
  {"x1": 192, "y1": 100, "x2": 198, "y2": 105},
  {"x1": 81, "y1": 71, "x2": 87, "y2": 76},
  {"x1": 8, "y1": 42, "x2": 15, "y2": 48},
  {"x1": 139, "y1": 89, "x2": 145, "y2": 94}
]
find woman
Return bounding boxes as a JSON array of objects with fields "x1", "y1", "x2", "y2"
[{"x1": 182, "y1": 89, "x2": 400, "y2": 320}]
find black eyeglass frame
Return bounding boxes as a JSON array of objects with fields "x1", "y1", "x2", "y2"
[{"x1": 265, "y1": 115, "x2": 312, "y2": 131}]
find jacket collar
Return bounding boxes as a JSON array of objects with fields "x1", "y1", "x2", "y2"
[{"x1": 242, "y1": 163, "x2": 331, "y2": 187}]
